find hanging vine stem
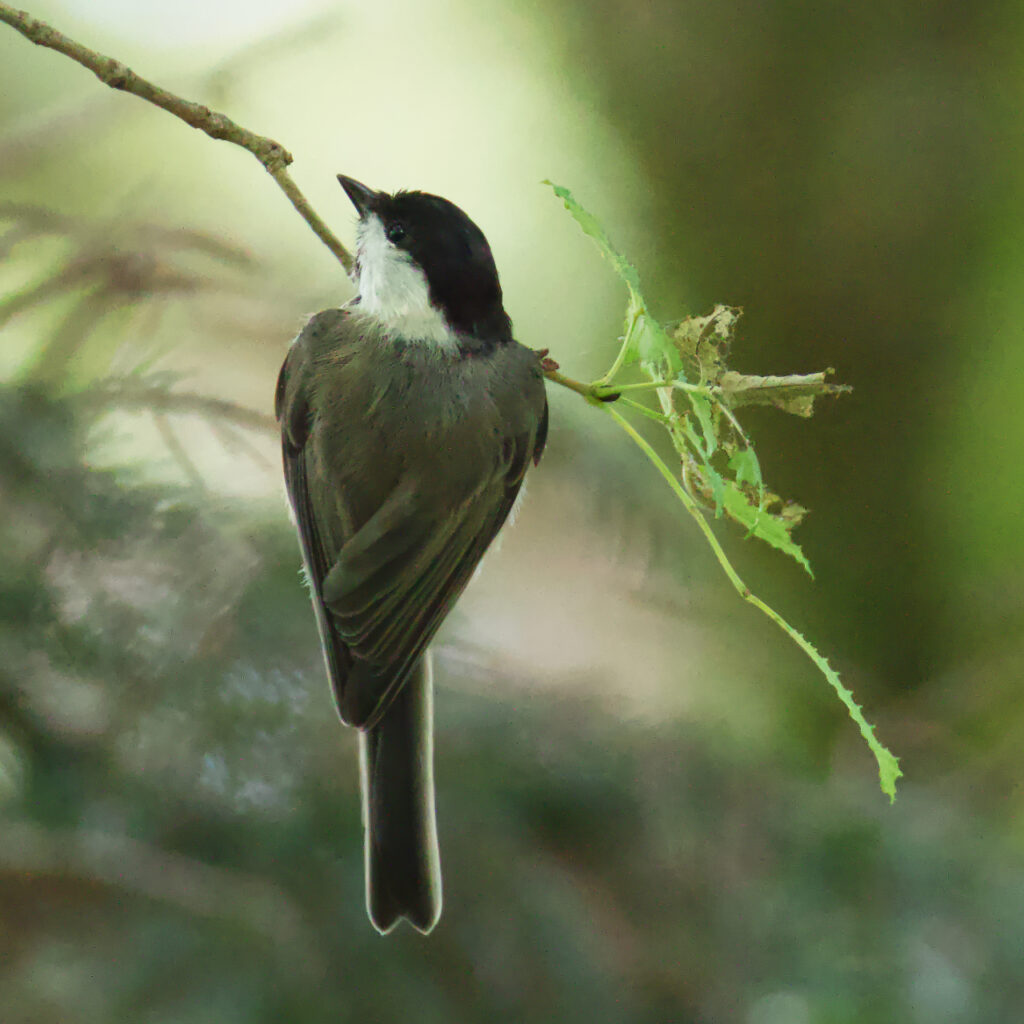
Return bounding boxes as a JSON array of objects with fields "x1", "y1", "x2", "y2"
[{"x1": 605, "y1": 402, "x2": 899, "y2": 800}]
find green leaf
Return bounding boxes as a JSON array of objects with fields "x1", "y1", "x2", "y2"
[
  {"x1": 635, "y1": 315, "x2": 662, "y2": 365},
  {"x1": 687, "y1": 393, "x2": 718, "y2": 458},
  {"x1": 619, "y1": 300, "x2": 644, "y2": 367},
  {"x1": 671, "y1": 305, "x2": 739, "y2": 384},
  {"x1": 780, "y1": 627, "x2": 903, "y2": 803},
  {"x1": 681, "y1": 415, "x2": 710, "y2": 462},
  {"x1": 544, "y1": 181, "x2": 643, "y2": 298},
  {"x1": 643, "y1": 318, "x2": 683, "y2": 375},
  {"x1": 728, "y1": 446, "x2": 763, "y2": 492},
  {"x1": 720, "y1": 482, "x2": 814, "y2": 577},
  {"x1": 878, "y1": 749, "x2": 903, "y2": 803},
  {"x1": 704, "y1": 462, "x2": 726, "y2": 514},
  {"x1": 546, "y1": 182, "x2": 684, "y2": 378}
]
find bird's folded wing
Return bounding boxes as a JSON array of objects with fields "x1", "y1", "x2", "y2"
[
  {"x1": 277, "y1": 339, "x2": 356, "y2": 704},
  {"x1": 321, "y1": 465, "x2": 523, "y2": 729},
  {"x1": 278, "y1": 326, "x2": 548, "y2": 730}
]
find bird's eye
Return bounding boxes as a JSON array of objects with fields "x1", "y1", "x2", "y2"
[{"x1": 386, "y1": 222, "x2": 406, "y2": 243}]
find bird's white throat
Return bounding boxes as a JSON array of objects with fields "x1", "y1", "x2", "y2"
[{"x1": 353, "y1": 214, "x2": 456, "y2": 350}]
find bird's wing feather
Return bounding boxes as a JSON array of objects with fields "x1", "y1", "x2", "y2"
[
  {"x1": 533, "y1": 398, "x2": 549, "y2": 466},
  {"x1": 278, "y1": 347, "x2": 353, "y2": 704},
  {"x1": 322, "y1": 440, "x2": 530, "y2": 729}
]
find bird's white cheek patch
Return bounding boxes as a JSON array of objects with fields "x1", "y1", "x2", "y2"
[{"x1": 355, "y1": 215, "x2": 457, "y2": 350}]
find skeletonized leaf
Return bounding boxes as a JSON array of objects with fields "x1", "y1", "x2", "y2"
[
  {"x1": 720, "y1": 370, "x2": 851, "y2": 417},
  {"x1": 673, "y1": 305, "x2": 740, "y2": 384}
]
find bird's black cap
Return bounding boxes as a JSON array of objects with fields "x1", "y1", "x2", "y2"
[{"x1": 337, "y1": 174, "x2": 512, "y2": 345}]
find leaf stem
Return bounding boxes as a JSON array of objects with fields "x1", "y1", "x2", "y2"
[
  {"x1": 542, "y1": 367, "x2": 604, "y2": 403},
  {"x1": 596, "y1": 307, "x2": 642, "y2": 386},
  {"x1": 595, "y1": 379, "x2": 673, "y2": 394},
  {"x1": 618, "y1": 397, "x2": 670, "y2": 423},
  {"x1": 592, "y1": 379, "x2": 715, "y2": 398}
]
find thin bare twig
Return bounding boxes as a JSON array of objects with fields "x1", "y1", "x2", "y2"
[{"x1": 0, "y1": 2, "x2": 353, "y2": 271}]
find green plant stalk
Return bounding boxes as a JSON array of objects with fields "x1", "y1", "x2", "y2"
[
  {"x1": 605, "y1": 403, "x2": 902, "y2": 802},
  {"x1": 618, "y1": 397, "x2": 670, "y2": 423},
  {"x1": 594, "y1": 379, "x2": 712, "y2": 396},
  {"x1": 595, "y1": 306, "x2": 643, "y2": 386}
]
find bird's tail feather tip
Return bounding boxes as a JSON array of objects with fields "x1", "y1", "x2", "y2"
[{"x1": 368, "y1": 879, "x2": 441, "y2": 935}]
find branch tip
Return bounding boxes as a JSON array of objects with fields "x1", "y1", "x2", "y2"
[{"x1": 0, "y1": 1, "x2": 347, "y2": 268}]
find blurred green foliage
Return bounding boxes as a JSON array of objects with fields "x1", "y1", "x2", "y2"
[
  {"x1": 3, "y1": 0, "x2": 1024, "y2": 1020},
  {"x1": 2, "y1": 384, "x2": 1023, "y2": 1022}
]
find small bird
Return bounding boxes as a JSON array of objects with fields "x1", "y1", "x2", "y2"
[{"x1": 276, "y1": 176, "x2": 548, "y2": 934}]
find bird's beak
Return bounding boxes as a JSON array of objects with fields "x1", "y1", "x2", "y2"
[{"x1": 337, "y1": 175, "x2": 378, "y2": 218}]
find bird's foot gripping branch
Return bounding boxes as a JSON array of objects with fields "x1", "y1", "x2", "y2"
[{"x1": 544, "y1": 183, "x2": 900, "y2": 802}]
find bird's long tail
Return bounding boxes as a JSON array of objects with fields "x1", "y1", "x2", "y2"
[{"x1": 359, "y1": 653, "x2": 442, "y2": 934}]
